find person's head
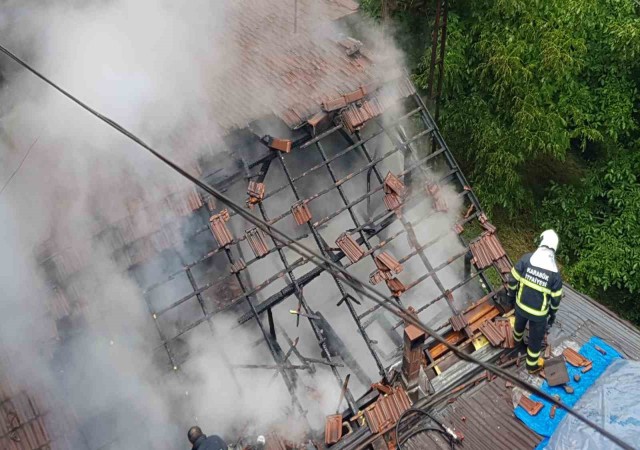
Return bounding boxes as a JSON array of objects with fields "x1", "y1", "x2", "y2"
[
  {"x1": 188, "y1": 426, "x2": 204, "y2": 444},
  {"x1": 538, "y1": 229, "x2": 559, "y2": 252}
]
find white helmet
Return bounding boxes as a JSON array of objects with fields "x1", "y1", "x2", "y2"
[{"x1": 539, "y1": 229, "x2": 559, "y2": 251}]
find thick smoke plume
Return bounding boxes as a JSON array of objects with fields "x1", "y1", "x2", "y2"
[{"x1": 0, "y1": 1, "x2": 475, "y2": 448}]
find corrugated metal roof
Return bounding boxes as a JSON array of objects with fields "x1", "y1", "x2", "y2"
[
  {"x1": 404, "y1": 381, "x2": 542, "y2": 450},
  {"x1": 408, "y1": 286, "x2": 640, "y2": 450},
  {"x1": 552, "y1": 286, "x2": 640, "y2": 358}
]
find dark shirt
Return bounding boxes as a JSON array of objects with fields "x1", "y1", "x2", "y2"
[{"x1": 192, "y1": 434, "x2": 227, "y2": 450}]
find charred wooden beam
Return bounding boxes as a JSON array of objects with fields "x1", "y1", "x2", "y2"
[
  {"x1": 254, "y1": 195, "x2": 352, "y2": 412},
  {"x1": 315, "y1": 312, "x2": 372, "y2": 388},
  {"x1": 277, "y1": 148, "x2": 385, "y2": 388},
  {"x1": 222, "y1": 245, "x2": 303, "y2": 410}
]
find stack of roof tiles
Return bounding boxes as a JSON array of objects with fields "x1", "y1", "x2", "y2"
[
  {"x1": 469, "y1": 231, "x2": 511, "y2": 276},
  {"x1": 209, "y1": 209, "x2": 234, "y2": 247},
  {"x1": 369, "y1": 252, "x2": 405, "y2": 297},
  {"x1": 479, "y1": 318, "x2": 516, "y2": 349},
  {"x1": 364, "y1": 387, "x2": 412, "y2": 434},
  {"x1": 335, "y1": 233, "x2": 364, "y2": 263},
  {"x1": 245, "y1": 228, "x2": 270, "y2": 258}
]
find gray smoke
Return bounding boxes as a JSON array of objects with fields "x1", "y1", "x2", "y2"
[{"x1": 0, "y1": 1, "x2": 476, "y2": 448}]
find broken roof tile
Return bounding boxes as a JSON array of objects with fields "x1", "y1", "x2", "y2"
[
  {"x1": 245, "y1": 228, "x2": 270, "y2": 258},
  {"x1": 404, "y1": 324, "x2": 426, "y2": 343},
  {"x1": 495, "y1": 319, "x2": 515, "y2": 349},
  {"x1": 186, "y1": 189, "x2": 204, "y2": 212},
  {"x1": 519, "y1": 395, "x2": 544, "y2": 416},
  {"x1": 322, "y1": 96, "x2": 348, "y2": 112},
  {"x1": 263, "y1": 136, "x2": 293, "y2": 153},
  {"x1": 385, "y1": 278, "x2": 406, "y2": 297},
  {"x1": 204, "y1": 195, "x2": 217, "y2": 212},
  {"x1": 307, "y1": 111, "x2": 330, "y2": 128},
  {"x1": 425, "y1": 181, "x2": 448, "y2": 212},
  {"x1": 364, "y1": 387, "x2": 412, "y2": 434},
  {"x1": 369, "y1": 269, "x2": 392, "y2": 285},
  {"x1": 341, "y1": 98, "x2": 384, "y2": 132},
  {"x1": 479, "y1": 320, "x2": 505, "y2": 347},
  {"x1": 209, "y1": 210, "x2": 234, "y2": 248},
  {"x1": 344, "y1": 87, "x2": 366, "y2": 103},
  {"x1": 291, "y1": 202, "x2": 312, "y2": 225},
  {"x1": 450, "y1": 314, "x2": 469, "y2": 332},
  {"x1": 384, "y1": 172, "x2": 406, "y2": 197},
  {"x1": 384, "y1": 192, "x2": 403, "y2": 213},
  {"x1": 337, "y1": 37, "x2": 363, "y2": 56},
  {"x1": 563, "y1": 348, "x2": 591, "y2": 367},
  {"x1": 246, "y1": 181, "x2": 265, "y2": 206},
  {"x1": 324, "y1": 414, "x2": 343, "y2": 445},
  {"x1": 375, "y1": 252, "x2": 403, "y2": 274},
  {"x1": 469, "y1": 233, "x2": 509, "y2": 269},
  {"x1": 230, "y1": 259, "x2": 247, "y2": 274},
  {"x1": 335, "y1": 232, "x2": 364, "y2": 263}
]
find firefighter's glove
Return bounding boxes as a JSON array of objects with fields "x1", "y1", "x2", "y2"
[
  {"x1": 547, "y1": 313, "x2": 556, "y2": 329},
  {"x1": 506, "y1": 290, "x2": 516, "y2": 307}
]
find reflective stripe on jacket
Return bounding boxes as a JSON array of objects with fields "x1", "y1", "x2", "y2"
[{"x1": 507, "y1": 252, "x2": 562, "y2": 321}]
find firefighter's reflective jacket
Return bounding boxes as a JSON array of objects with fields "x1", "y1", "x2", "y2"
[{"x1": 508, "y1": 252, "x2": 563, "y2": 322}]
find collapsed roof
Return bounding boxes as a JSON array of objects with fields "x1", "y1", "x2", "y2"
[{"x1": 2, "y1": 1, "x2": 638, "y2": 449}]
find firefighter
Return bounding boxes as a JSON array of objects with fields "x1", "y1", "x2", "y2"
[
  {"x1": 187, "y1": 426, "x2": 228, "y2": 450},
  {"x1": 507, "y1": 229, "x2": 563, "y2": 374}
]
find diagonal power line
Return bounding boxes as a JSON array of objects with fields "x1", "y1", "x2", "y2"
[
  {"x1": 0, "y1": 43, "x2": 633, "y2": 450},
  {"x1": 0, "y1": 134, "x2": 40, "y2": 196}
]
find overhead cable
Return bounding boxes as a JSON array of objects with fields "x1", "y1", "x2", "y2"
[{"x1": 0, "y1": 43, "x2": 632, "y2": 450}]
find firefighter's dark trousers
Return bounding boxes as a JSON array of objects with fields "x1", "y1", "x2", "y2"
[{"x1": 513, "y1": 311, "x2": 546, "y2": 370}]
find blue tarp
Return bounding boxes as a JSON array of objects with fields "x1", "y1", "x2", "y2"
[
  {"x1": 511, "y1": 337, "x2": 622, "y2": 448},
  {"x1": 545, "y1": 359, "x2": 640, "y2": 449}
]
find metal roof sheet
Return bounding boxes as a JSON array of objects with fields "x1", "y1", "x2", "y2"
[
  {"x1": 405, "y1": 381, "x2": 543, "y2": 450},
  {"x1": 411, "y1": 286, "x2": 640, "y2": 450}
]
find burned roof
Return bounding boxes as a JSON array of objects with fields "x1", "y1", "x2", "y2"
[
  {"x1": 7, "y1": 3, "x2": 638, "y2": 449},
  {"x1": 28, "y1": 69, "x2": 515, "y2": 447}
]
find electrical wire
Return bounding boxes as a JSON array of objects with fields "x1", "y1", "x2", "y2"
[
  {"x1": 0, "y1": 43, "x2": 634, "y2": 450},
  {"x1": 395, "y1": 408, "x2": 456, "y2": 449},
  {"x1": 0, "y1": 134, "x2": 40, "y2": 196},
  {"x1": 401, "y1": 427, "x2": 454, "y2": 449}
]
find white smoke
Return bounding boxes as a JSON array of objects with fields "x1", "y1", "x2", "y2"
[{"x1": 0, "y1": 0, "x2": 478, "y2": 448}]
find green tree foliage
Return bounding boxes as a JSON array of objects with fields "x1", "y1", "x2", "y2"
[
  {"x1": 363, "y1": 0, "x2": 640, "y2": 212},
  {"x1": 542, "y1": 149, "x2": 640, "y2": 322},
  {"x1": 416, "y1": 0, "x2": 640, "y2": 213}
]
